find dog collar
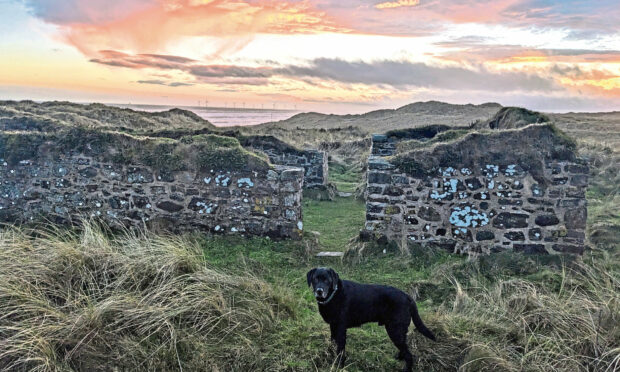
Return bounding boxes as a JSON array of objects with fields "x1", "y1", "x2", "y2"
[{"x1": 317, "y1": 284, "x2": 338, "y2": 305}]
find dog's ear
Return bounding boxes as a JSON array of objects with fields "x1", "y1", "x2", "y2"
[
  {"x1": 328, "y1": 268, "x2": 340, "y2": 286},
  {"x1": 306, "y1": 268, "x2": 317, "y2": 287}
]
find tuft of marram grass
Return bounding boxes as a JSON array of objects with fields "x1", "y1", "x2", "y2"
[{"x1": 0, "y1": 221, "x2": 293, "y2": 371}]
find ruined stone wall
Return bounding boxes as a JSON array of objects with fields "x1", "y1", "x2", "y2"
[
  {"x1": 259, "y1": 148, "x2": 328, "y2": 188},
  {"x1": 0, "y1": 141, "x2": 305, "y2": 239},
  {"x1": 365, "y1": 126, "x2": 588, "y2": 255},
  {"x1": 239, "y1": 136, "x2": 328, "y2": 188}
]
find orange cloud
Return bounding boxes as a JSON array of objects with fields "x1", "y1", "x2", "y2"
[
  {"x1": 375, "y1": 0, "x2": 420, "y2": 9},
  {"x1": 54, "y1": 0, "x2": 349, "y2": 56}
]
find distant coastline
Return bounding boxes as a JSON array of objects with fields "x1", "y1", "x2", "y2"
[{"x1": 112, "y1": 103, "x2": 299, "y2": 127}]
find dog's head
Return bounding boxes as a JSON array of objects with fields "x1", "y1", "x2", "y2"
[{"x1": 306, "y1": 267, "x2": 340, "y2": 302}]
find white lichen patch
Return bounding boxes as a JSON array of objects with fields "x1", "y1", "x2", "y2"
[
  {"x1": 195, "y1": 201, "x2": 217, "y2": 214},
  {"x1": 237, "y1": 178, "x2": 254, "y2": 188},
  {"x1": 448, "y1": 179, "x2": 458, "y2": 192},
  {"x1": 440, "y1": 167, "x2": 455, "y2": 177},
  {"x1": 449, "y1": 206, "x2": 489, "y2": 228},
  {"x1": 215, "y1": 175, "x2": 230, "y2": 187},
  {"x1": 432, "y1": 178, "x2": 459, "y2": 200},
  {"x1": 505, "y1": 164, "x2": 517, "y2": 176},
  {"x1": 430, "y1": 190, "x2": 450, "y2": 200},
  {"x1": 484, "y1": 164, "x2": 499, "y2": 178}
]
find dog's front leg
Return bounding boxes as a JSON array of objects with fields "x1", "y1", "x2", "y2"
[
  {"x1": 332, "y1": 324, "x2": 347, "y2": 368},
  {"x1": 329, "y1": 323, "x2": 338, "y2": 345}
]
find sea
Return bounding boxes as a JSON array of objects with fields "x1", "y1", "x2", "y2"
[{"x1": 113, "y1": 104, "x2": 300, "y2": 127}]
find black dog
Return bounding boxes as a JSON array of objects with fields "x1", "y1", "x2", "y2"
[{"x1": 307, "y1": 267, "x2": 435, "y2": 372}]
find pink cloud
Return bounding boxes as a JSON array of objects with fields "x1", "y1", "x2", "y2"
[
  {"x1": 33, "y1": 0, "x2": 349, "y2": 56},
  {"x1": 375, "y1": 0, "x2": 420, "y2": 10}
]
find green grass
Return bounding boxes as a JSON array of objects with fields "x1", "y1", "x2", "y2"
[
  {"x1": 328, "y1": 162, "x2": 362, "y2": 193},
  {"x1": 302, "y1": 196, "x2": 365, "y2": 251},
  {"x1": 196, "y1": 234, "x2": 460, "y2": 371}
]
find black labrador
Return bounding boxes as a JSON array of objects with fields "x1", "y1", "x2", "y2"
[{"x1": 307, "y1": 267, "x2": 435, "y2": 372}]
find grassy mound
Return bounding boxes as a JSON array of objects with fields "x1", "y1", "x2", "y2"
[
  {"x1": 0, "y1": 100, "x2": 216, "y2": 132},
  {"x1": 475, "y1": 107, "x2": 549, "y2": 130},
  {"x1": 0, "y1": 222, "x2": 293, "y2": 371}
]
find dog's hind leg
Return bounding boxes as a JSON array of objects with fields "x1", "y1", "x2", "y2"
[{"x1": 386, "y1": 323, "x2": 413, "y2": 372}]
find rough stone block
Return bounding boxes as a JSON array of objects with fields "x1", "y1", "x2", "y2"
[
  {"x1": 569, "y1": 175, "x2": 588, "y2": 187},
  {"x1": 564, "y1": 207, "x2": 587, "y2": 229},
  {"x1": 368, "y1": 171, "x2": 391, "y2": 184},
  {"x1": 504, "y1": 231, "x2": 525, "y2": 241},
  {"x1": 418, "y1": 206, "x2": 441, "y2": 221},
  {"x1": 564, "y1": 164, "x2": 589, "y2": 174},
  {"x1": 493, "y1": 213, "x2": 529, "y2": 229},
  {"x1": 535, "y1": 214, "x2": 560, "y2": 226},
  {"x1": 476, "y1": 231, "x2": 495, "y2": 241}
]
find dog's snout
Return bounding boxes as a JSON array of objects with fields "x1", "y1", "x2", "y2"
[{"x1": 315, "y1": 287, "x2": 325, "y2": 297}]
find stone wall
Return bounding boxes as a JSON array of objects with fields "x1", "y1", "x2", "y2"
[
  {"x1": 364, "y1": 124, "x2": 588, "y2": 255},
  {"x1": 0, "y1": 132, "x2": 305, "y2": 239},
  {"x1": 240, "y1": 135, "x2": 328, "y2": 188}
]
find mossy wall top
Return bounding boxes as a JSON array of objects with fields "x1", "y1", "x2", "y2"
[
  {"x1": 0, "y1": 129, "x2": 271, "y2": 172},
  {"x1": 391, "y1": 124, "x2": 577, "y2": 182}
]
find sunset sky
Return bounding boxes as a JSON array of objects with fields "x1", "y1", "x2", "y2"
[{"x1": 1, "y1": 0, "x2": 619, "y2": 113}]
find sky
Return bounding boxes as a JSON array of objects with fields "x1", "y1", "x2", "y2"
[{"x1": 0, "y1": 0, "x2": 619, "y2": 114}]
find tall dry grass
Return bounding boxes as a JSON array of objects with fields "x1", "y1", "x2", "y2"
[
  {"x1": 409, "y1": 256, "x2": 620, "y2": 372},
  {"x1": 0, "y1": 221, "x2": 293, "y2": 371}
]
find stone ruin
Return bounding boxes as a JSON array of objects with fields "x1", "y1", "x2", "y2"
[
  {"x1": 239, "y1": 135, "x2": 328, "y2": 188},
  {"x1": 0, "y1": 129, "x2": 305, "y2": 239},
  {"x1": 142, "y1": 130, "x2": 329, "y2": 190},
  {"x1": 364, "y1": 124, "x2": 588, "y2": 255}
]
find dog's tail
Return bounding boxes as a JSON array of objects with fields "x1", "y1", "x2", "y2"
[{"x1": 409, "y1": 300, "x2": 436, "y2": 341}]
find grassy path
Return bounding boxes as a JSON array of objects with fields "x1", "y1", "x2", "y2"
[{"x1": 302, "y1": 196, "x2": 366, "y2": 252}]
